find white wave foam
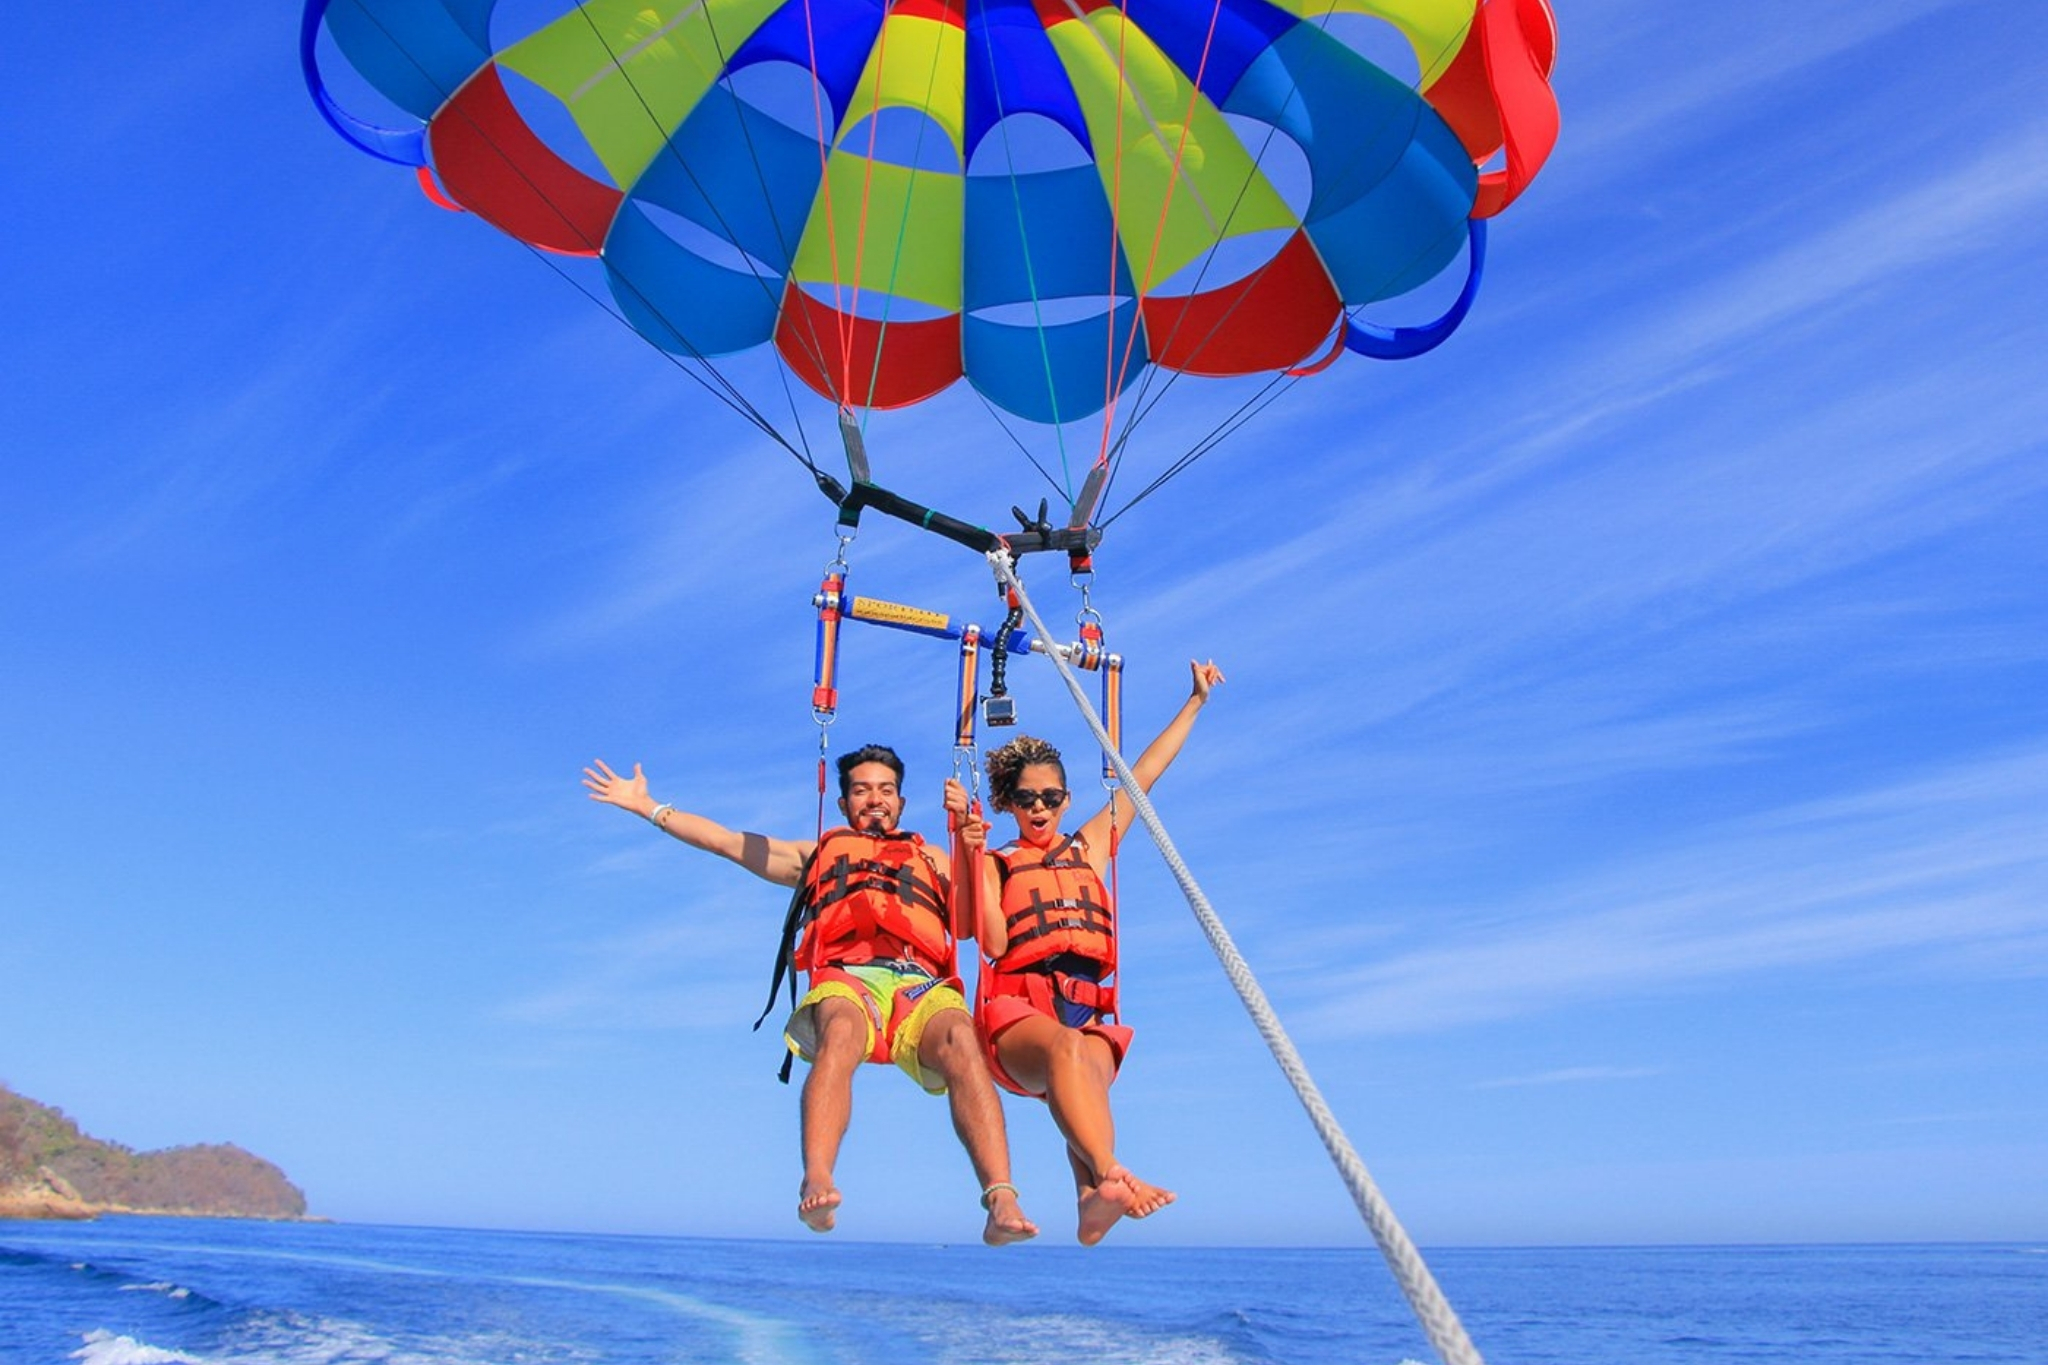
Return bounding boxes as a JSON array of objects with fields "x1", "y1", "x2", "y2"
[
  {"x1": 950, "y1": 1310, "x2": 1242, "y2": 1365},
  {"x1": 216, "y1": 1311, "x2": 594, "y2": 1365},
  {"x1": 119, "y1": 1282, "x2": 193, "y2": 1299},
  {"x1": 70, "y1": 1330, "x2": 206, "y2": 1365},
  {"x1": 619, "y1": 1285, "x2": 810, "y2": 1365}
]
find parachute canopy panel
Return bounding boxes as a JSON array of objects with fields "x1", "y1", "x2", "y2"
[{"x1": 305, "y1": 0, "x2": 1557, "y2": 424}]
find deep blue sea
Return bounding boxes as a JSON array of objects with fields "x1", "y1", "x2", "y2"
[{"x1": 1, "y1": 1219, "x2": 2042, "y2": 1365}]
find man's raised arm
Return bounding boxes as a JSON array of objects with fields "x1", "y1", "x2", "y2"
[{"x1": 583, "y1": 758, "x2": 813, "y2": 886}]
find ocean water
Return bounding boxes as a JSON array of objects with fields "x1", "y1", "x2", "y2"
[{"x1": 0, "y1": 1219, "x2": 2041, "y2": 1365}]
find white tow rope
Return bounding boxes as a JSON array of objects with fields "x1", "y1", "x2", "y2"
[{"x1": 990, "y1": 549, "x2": 1486, "y2": 1365}]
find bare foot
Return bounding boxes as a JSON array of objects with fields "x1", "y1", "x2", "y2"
[
  {"x1": 1116, "y1": 1166, "x2": 1176, "y2": 1220},
  {"x1": 1079, "y1": 1165, "x2": 1174, "y2": 1245},
  {"x1": 980, "y1": 1184, "x2": 1039, "y2": 1246},
  {"x1": 1076, "y1": 1172, "x2": 1139, "y2": 1246},
  {"x1": 798, "y1": 1178, "x2": 841, "y2": 1233}
]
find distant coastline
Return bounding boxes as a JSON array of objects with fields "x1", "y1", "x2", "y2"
[{"x1": 0, "y1": 1083, "x2": 313, "y2": 1223}]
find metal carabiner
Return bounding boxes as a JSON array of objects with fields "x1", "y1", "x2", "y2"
[{"x1": 823, "y1": 528, "x2": 855, "y2": 578}]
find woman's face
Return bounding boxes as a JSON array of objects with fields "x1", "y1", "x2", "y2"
[{"x1": 1004, "y1": 761, "x2": 1071, "y2": 843}]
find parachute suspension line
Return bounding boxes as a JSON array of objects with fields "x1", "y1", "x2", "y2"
[
  {"x1": 847, "y1": 41, "x2": 890, "y2": 413},
  {"x1": 556, "y1": 6, "x2": 845, "y2": 470},
  {"x1": 969, "y1": 385, "x2": 1078, "y2": 513},
  {"x1": 335, "y1": 0, "x2": 815, "y2": 467},
  {"x1": 1091, "y1": 0, "x2": 1488, "y2": 523},
  {"x1": 1082, "y1": 0, "x2": 1242, "y2": 520},
  {"x1": 839, "y1": 0, "x2": 903, "y2": 408},
  {"x1": 1090, "y1": 318, "x2": 1306, "y2": 527},
  {"x1": 987, "y1": 553, "x2": 1490, "y2": 1365},
  {"x1": 1091, "y1": 0, "x2": 1139, "y2": 497},
  {"x1": 515, "y1": 233, "x2": 819, "y2": 467},
  {"x1": 1089, "y1": 0, "x2": 1320, "y2": 518},
  {"x1": 747, "y1": 0, "x2": 855, "y2": 403},
  {"x1": 568, "y1": 0, "x2": 847, "y2": 431},
  {"x1": 563, "y1": 1, "x2": 829, "y2": 405},
  {"x1": 796, "y1": 0, "x2": 858, "y2": 404},
  {"x1": 853, "y1": 1, "x2": 953, "y2": 418},
  {"x1": 978, "y1": 25, "x2": 1076, "y2": 500},
  {"x1": 1099, "y1": 366, "x2": 1308, "y2": 528},
  {"x1": 1100, "y1": 180, "x2": 1492, "y2": 520},
  {"x1": 1109, "y1": 0, "x2": 1227, "y2": 384},
  {"x1": 1099, "y1": 0, "x2": 1229, "y2": 405},
  {"x1": 1091, "y1": 28, "x2": 1286, "y2": 498}
]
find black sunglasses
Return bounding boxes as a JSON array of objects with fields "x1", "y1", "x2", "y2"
[{"x1": 1009, "y1": 788, "x2": 1069, "y2": 810}]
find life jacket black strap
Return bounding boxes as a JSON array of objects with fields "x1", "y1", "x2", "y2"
[
  {"x1": 1005, "y1": 881, "x2": 1113, "y2": 948},
  {"x1": 807, "y1": 853, "x2": 949, "y2": 918},
  {"x1": 755, "y1": 852, "x2": 821, "y2": 1084},
  {"x1": 994, "y1": 834, "x2": 1089, "y2": 886}
]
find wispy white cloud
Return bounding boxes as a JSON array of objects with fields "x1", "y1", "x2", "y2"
[
  {"x1": 1874, "y1": 1111, "x2": 2009, "y2": 1128},
  {"x1": 1557, "y1": 0, "x2": 1975, "y2": 171},
  {"x1": 1474, "y1": 1065, "x2": 1664, "y2": 1090},
  {"x1": 520, "y1": 445, "x2": 817, "y2": 654},
  {"x1": 495, "y1": 884, "x2": 771, "y2": 1032},
  {"x1": 1290, "y1": 743, "x2": 2048, "y2": 1037},
  {"x1": 33, "y1": 336, "x2": 372, "y2": 570},
  {"x1": 1617, "y1": 118, "x2": 2048, "y2": 377}
]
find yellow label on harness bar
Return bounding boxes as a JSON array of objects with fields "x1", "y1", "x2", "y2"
[{"x1": 851, "y1": 597, "x2": 950, "y2": 631}]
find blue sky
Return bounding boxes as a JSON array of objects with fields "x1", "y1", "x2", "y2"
[{"x1": 4, "y1": 0, "x2": 2044, "y2": 1251}]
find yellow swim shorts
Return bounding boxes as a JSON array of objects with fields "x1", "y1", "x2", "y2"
[{"x1": 784, "y1": 961, "x2": 967, "y2": 1095}]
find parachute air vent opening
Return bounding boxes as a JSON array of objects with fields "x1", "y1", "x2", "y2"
[
  {"x1": 966, "y1": 113, "x2": 1095, "y2": 177},
  {"x1": 305, "y1": 1, "x2": 455, "y2": 163},
  {"x1": 319, "y1": 0, "x2": 491, "y2": 126},
  {"x1": 1315, "y1": 13, "x2": 1427, "y2": 89},
  {"x1": 970, "y1": 296, "x2": 1132, "y2": 328},
  {"x1": 492, "y1": 65, "x2": 614, "y2": 187},
  {"x1": 1349, "y1": 219, "x2": 1479, "y2": 323},
  {"x1": 1219, "y1": 115, "x2": 1311, "y2": 218},
  {"x1": 839, "y1": 109, "x2": 964, "y2": 174},
  {"x1": 1144, "y1": 227, "x2": 1296, "y2": 298},
  {"x1": 791, "y1": 281, "x2": 956, "y2": 327},
  {"x1": 629, "y1": 202, "x2": 786, "y2": 295},
  {"x1": 725, "y1": 61, "x2": 841, "y2": 137},
  {"x1": 487, "y1": 0, "x2": 579, "y2": 53}
]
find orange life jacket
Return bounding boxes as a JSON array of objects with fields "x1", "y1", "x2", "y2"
[
  {"x1": 991, "y1": 834, "x2": 1115, "y2": 974},
  {"x1": 794, "y1": 826, "x2": 954, "y2": 978},
  {"x1": 982, "y1": 834, "x2": 1118, "y2": 1024}
]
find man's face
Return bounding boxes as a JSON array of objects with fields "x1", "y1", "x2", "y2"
[{"x1": 840, "y1": 761, "x2": 905, "y2": 833}]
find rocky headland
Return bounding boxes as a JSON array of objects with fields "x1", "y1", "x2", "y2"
[{"x1": 0, "y1": 1083, "x2": 311, "y2": 1222}]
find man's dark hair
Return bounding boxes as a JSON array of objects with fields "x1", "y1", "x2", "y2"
[{"x1": 835, "y1": 744, "x2": 906, "y2": 800}]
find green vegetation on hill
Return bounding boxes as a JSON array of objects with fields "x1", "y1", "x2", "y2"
[{"x1": 0, "y1": 1083, "x2": 308, "y2": 1220}]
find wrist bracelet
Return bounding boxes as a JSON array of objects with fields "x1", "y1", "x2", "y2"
[{"x1": 649, "y1": 802, "x2": 674, "y2": 828}]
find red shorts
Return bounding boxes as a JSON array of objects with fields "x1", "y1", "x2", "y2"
[{"x1": 976, "y1": 968, "x2": 1133, "y2": 1098}]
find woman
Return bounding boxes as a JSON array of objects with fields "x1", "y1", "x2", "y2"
[{"x1": 947, "y1": 659, "x2": 1223, "y2": 1243}]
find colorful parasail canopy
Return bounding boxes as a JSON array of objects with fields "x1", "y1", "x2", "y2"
[{"x1": 304, "y1": 0, "x2": 1556, "y2": 518}]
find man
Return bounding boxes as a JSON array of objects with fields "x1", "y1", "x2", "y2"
[{"x1": 582, "y1": 745, "x2": 1038, "y2": 1245}]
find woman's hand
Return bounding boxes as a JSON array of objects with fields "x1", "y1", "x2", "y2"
[
  {"x1": 943, "y1": 777, "x2": 972, "y2": 817},
  {"x1": 944, "y1": 777, "x2": 986, "y2": 850}
]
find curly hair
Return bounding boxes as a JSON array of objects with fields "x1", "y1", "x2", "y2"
[{"x1": 985, "y1": 735, "x2": 1067, "y2": 811}]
